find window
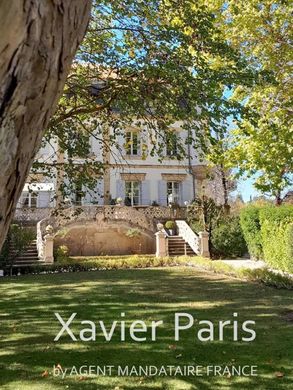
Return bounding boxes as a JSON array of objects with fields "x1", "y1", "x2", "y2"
[
  {"x1": 166, "y1": 132, "x2": 178, "y2": 157},
  {"x1": 21, "y1": 192, "x2": 38, "y2": 208},
  {"x1": 125, "y1": 131, "x2": 140, "y2": 156},
  {"x1": 125, "y1": 181, "x2": 141, "y2": 206},
  {"x1": 73, "y1": 183, "x2": 83, "y2": 205},
  {"x1": 167, "y1": 182, "x2": 180, "y2": 204}
]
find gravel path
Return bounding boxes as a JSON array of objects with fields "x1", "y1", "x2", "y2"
[
  {"x1": 221, "y1": 259, "x2": 266, "y2": 270},
  {"x1": 220, "y1": 258, "x2": 293, "y2": 278}
]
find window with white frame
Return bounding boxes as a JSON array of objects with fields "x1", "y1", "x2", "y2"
[
  {"x1": 167, "y1": 182, "x2": 180, "y2": 204},
  {"x1": 125, "y1": 131, "x2": 140, "y2": 156},
  {"x1": 125, "y1": 181, "x2": 141, "y2": 206},
  {"x1": 21, "y1": 192, "x2": 38, "y2": 208}
]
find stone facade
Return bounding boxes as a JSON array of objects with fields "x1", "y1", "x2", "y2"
[{"x1": 17, "y1": 123, "x2": 208, "y2": 210}]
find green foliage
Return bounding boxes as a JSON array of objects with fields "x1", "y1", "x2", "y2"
[
  {"x1": 54, "y1": 245, "x2": 69, "y2": 262},
  {"x1": 165, "y1": 220, "x2": 175, "y2": 229},
  {"x1": 187, "y1": 196, "x2": 223, "y2": 235},
  {"x1": 240, "y1": 206, "x2": 263, "y2": 259},
  {"x1": 33, "y1": 0, "x2": 256, "y2": 201},
  {"x1": 239, "y1": 268, "x2": 293, "y2": 291},
  {"x1": 211, "y1": 215, "x2": 247, "y2": 258},
  {"x1": 125, "y1": 228, "x2": 141, "y2": 238},
  {"x1": 259, "y1": 205, "x2": 293, "y2": 273},
  {"x1": 7, "y1": 255, "x2": 180, "y2": 275},
  {"x1": 240, "y1": 204, "x2": 293, "y2": 272},
  {"x1": 217, "y1": 0, "x2": 293, "y2": 199},
  {"x1": 0, "y1": 224, "x2": 35, "y2": 267},
  {"x1": 2, "y1": 253, "x2": 292, "y2": 290}
]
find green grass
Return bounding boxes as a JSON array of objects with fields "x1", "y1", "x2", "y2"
[{"x1": 0, "y1": 267, "x2": 292, "y2": 389}]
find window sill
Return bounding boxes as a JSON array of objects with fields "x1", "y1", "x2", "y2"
[{"x1": 124, "y1": 155, "x2": 142, "y2": 160}]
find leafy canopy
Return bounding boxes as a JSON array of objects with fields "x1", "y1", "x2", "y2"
[{"x1": 32, "y1": 0, "x2": 256, "y2": 202}]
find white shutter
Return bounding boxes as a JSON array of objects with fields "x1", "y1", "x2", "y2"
[
  {"x1": 158, "y1": 181, "x2": 167, "y2": 206},
  {"x1": 141, "y1": 180, "x2": 150, "y2": 205},
  {"x1": 181, "y1": 180, "x2": 192, "y2": 205},
  {"x1": 116, "y1": 180, "x2": 125, "y2": 200}
]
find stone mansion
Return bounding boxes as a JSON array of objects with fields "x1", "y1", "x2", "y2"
[
  {"x1": 12, "y1": 122, "x2": 214, "y2": 262},
  {"x1": 17, "y1": 122, "x2": 208, "y2": 212}
]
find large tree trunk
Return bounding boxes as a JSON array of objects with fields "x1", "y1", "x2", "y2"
[{"x1": 0, "y1": 0, "x2": 91, "y2": 249}]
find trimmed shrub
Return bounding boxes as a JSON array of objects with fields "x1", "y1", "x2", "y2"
[
  {"x1": 165, "y1": 220, "x2": 175, "y2": 229},
  {"x1": 211, "y1": 216, "x2": 247, "y2": 258},
  {"x1": 54, "y1": 245, "x2": 69, "y2": 262},
  {"x1": 259, "y1": 205, "x2": 293, "y2": 273},
  {"x1": 240, "y1": 206, "x2": 263, "y2": 259}
]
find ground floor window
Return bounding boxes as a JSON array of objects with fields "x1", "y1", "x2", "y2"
[
  {"x1": 167, "y1": 181, "x2": 180, "y2": 204},
  {"x1": 125, "y1": 181, "x2": 141, "y2": 206},
  {"x1": 21, "y1": 192, "x2": 38, "y2": 208}
]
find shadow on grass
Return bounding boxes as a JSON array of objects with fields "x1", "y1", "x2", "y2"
[{"x1": 0, "y1": 268, "x2": 292, "y2": 389}]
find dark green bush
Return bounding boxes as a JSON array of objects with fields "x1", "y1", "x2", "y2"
[
  {"x1": 211, "y1": 216, "x2": 247, "y2": 258},
  {"x1": 240, "y1": 206, "x2": 263, "y2": 259},
  {"x1": 259, "y1": 205, "x2": 293, "y2": 273}
]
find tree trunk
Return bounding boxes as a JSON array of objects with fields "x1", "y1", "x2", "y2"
[
  {"x1": 275, "y1": 191, "x2": 283, "y2": 206},
  {"x1": 219, "y1": 165, "x2": 230, "y2": 214},
  {"x1": 0, "y1": 0, "x2": 92, "y2": 250}
]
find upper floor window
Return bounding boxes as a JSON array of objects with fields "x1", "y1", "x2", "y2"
[
  {"x1": 166, "y1": 132, "x2": 178, "y2": 157},
  {"x1": 125, "y1": 131, "x2": 140, "y2": 156},
  {"x1": 125, "y1": 181, "x2": 141, "y2": 206},
  {"x1": 21, "y1": 192, "x2": 38, "y2": 208},
  {"x1": 167, "y1": 181, "x2": 180, "y2": 205}
]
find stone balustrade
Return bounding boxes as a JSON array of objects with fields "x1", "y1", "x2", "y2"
[{"x1": 14, "y1": 207, "x2": 52, "y2": 223}]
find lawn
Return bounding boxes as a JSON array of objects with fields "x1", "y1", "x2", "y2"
[{"x1": 0, "y1": 267, "x2": 292, "y2": 389}]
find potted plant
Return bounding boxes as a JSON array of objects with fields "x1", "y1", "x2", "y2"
[
  {"x1": 165, "y1": 220, "x2": 176, "y2": 236},
  {"x1": 116, "y1": 197, "x2": 123, "y2": 206}
]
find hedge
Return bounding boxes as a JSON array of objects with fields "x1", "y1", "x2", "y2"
[
  {"x1": 211, "y1": 215, "x2": 247, "y2": 258},
  {"x1": 259, "y1": 205, "x2": 293, "y2": 273},
  {"x1": 2, "y1": 255, "x2": 292, "y2": 290},
  {"x1": 240, "y1": 206, "x2": 263, "y2": 259}
]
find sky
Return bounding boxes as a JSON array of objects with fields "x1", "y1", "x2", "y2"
[{"x1": 233, "y1": 177, "x2": 260, "y2": 202}]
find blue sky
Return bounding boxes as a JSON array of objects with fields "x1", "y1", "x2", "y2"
[{"x1": 233, "y1": 177, "x2": 260, "y2": 202}]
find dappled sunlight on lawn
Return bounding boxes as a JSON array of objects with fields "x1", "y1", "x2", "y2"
[{"x1": 0, "y1": 268, "x2": 292, "y2": 389}]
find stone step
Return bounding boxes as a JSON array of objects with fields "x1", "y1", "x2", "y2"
[
  {"x1": 169, "y1": 252, "x2": 195, "y2": 256},
  {"x1": 7, "y1": 237, "x2": 40, "y2": 265},
  {"x1": 168, "y1": 235, "x2": 195, "y2": 256},
  {"x1": 169, "y1": 243, "x2": 187, "y2": 247},
  {"x1": 14, "y1": 256, "x2": 39, "y2": 261},
  {"x1": 12, "y1": 261, "x2": 45, "y2": 267},
  {"x1": 10, "y1": 249, "x2": 38, "y2": 254}
]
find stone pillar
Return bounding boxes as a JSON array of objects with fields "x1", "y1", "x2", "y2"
[
  {"x1": 199, "y1": 231, "x2": 210, "y2": 258},
  {"x1": 43, "y1": 234, "x2": 54, "y2": 263},
  {"x1": 155, "y1": 224, "x2": 168, "y2": 257}
]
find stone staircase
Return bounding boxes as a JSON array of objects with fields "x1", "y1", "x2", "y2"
[
  {"x1": 9, "y1": 240, "x2": 44, "y2": 267},
  {"x1": 168, "y1": 236, "x2": 196, "y2": 256}
]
